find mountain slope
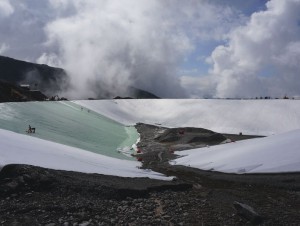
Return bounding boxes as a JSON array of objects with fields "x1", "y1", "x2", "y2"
[
  {"x1": 0, "y1": 56, "x2": 68, "y2": 95},
  {"x1": 0, "y1": 55, "x2": 159, "y2": 100},
  {"x1": 0, "y1": 80, "x2": 47, "y2": 102}
]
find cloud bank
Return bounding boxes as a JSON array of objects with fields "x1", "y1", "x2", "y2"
[
  {"x1": 206, "y1": 0, "x2": 300, "y2": 98},
  {"x1": 1, "y1": 0, "x2": 300, "y2": 99},
  {"x1": 0, "y1": 0, "x2": 14, "y2": 17},
  {"x1": 0, "y1": 43, "x2": 9, "y2": 55},
  {"x1": 40, "y1": 0, "x2": 238, "y2": 99}
]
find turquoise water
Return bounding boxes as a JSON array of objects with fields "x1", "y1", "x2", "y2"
[{"x1": 0, "y1": 101, "x2": 139, "y2": 160}]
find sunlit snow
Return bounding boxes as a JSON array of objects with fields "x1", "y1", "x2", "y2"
[
  {"x1": 75, "y1": 99, "x2": 300, "y2": 135},
  {"x1": 170, "y1": 129, "x2": 300, "y2": 174},
  {"x1": 1, "y1": 99, "x2": 300, "y2": 177},
  {"x1": 0, "y1": 128, "x2": 170, "y2": 180},
  {"x1": 76, "y1": 99, "x2": 300, "y2": 174}
]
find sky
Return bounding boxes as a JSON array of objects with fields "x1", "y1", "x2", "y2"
[{"x1": 0, "y1": 0, "x2": 300, "y2": 99}]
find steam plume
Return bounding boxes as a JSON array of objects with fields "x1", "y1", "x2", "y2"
[{"x1": 39, "y1": 0, "x2": 236, "y2": 98}]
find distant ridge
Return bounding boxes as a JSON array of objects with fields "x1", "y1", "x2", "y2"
[
  {"x1": 0, "y1": 55, "x2": 159, "y2": 100},
  {"x1": 0, "y1": 80, "x2": 47, "y2": 102},
  {"x1": 0, "y1": 55, "x2": 68, "y2": 95},
  {"x1": 128, "y1": 86, "x2": 160, "y2": 99}
]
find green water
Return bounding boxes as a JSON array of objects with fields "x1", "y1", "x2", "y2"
[{"x1": 0, "y1": 101, "x2": 138, "y2": 160}]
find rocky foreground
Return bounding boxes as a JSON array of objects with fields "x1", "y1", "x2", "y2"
[{"x1": 0, "y1": 124, "x2": 299, "y2": 225}]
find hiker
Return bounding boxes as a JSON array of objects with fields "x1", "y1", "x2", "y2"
[
  {"x1": 28, "y1": 125, "x2": 32, "y2": 133},
  {"x1": 27, "y1": 125, "x2": 36, "y2": 133}
]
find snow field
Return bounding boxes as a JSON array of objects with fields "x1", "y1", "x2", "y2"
[
  {"x1": 170, "y1": 129, "x2": 300, "y2": 173},
  {"x1": 76, "y1": 99, "x2": 300, "y2": 174},
  {"x1": 0, "y1": 128, "x2": 171, "y2": 180},
  {"x1": 1, "y1": 99, "x2": 300, "y2": 176},
  {"x1": 75, "y1": 99, "x2": 300, "y2": 135}
]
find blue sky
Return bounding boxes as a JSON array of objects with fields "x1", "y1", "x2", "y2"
[
  {"x1": 180, "y1": 0, "x2": 270, "y2": 77},
  {"x1": 219, "y1": 0, "x2": 269, "y2": 15}
]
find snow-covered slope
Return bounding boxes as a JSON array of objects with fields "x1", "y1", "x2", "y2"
[
  {"x1": 170, "y1": 129, "x2": 300, "y2": 174},
  {"x1": 0, "y1": 129, "x2": 170, "y2": 180},
  {"x1": 74, "y1": 99, "x2": 300, "y2": 174},
  {"x1": 75, "y1": 99, "x2": 300, "y2": 135},
  {"x1": 1, "y1": 99, "x2": 300, "y2": 176}
]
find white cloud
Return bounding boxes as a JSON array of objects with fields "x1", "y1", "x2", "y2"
[
  {"x1": 41, "y1": 0, "x2": 239, "y2": 99},
  {"x1": 0, "y1": 1, "x2": 54, "y2": 61},
  {"x1": 48, "y1": 0, "x2": 71, "y2": 9},
  {"x1": 0, "y1": 43, "x2": 9, "y2": 54},
  {"x1": 36, "y1": 52, "x2": 62, "y2": 67},
  {"x1": 0, "y1": 0, "x2": 14, "y2": 17},
  {"x1": 0, "y1": 0, "x2": 296, "y2": 99},
  {"x1": 180, "y1": 75, "x2": 217, "y2": 98},
  {"x1": 207, "y1": 0, "x2": 300, "y2": 98}
]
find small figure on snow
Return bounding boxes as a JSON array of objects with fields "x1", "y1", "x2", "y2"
[{"x1": 27, "y1": 125, "x2": 36, "y2": 133}]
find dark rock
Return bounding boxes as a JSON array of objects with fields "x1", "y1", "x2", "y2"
[
  {"x1": 0, "y1": 180, "x2": 19, "y2": 193},
  {"x1": 45, "y1": 223, "x2": 56, "y2": 226},
  {"x1": 233, "y1": 201, "x2": 263, "y2": 225},
  {"x1": 0, "y1": 55, "x2": 68, "y2": 100}
]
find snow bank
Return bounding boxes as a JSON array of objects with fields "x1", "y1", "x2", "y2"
[
  {"x1": 170, "y1": 129, "x2": 300, "y2": 174},
  {"x1": 0, "y1": 129, "x2": 171, "y2": 180},
  {"x1": 2, "y1": 99, "x2": 300, "y2": 176},
  {"x1": 75, "y1": 99, "x2": 300, "y2": 135},
  {"x1": 75, "y1": 99, "x2": 300, "y2": 174}
]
